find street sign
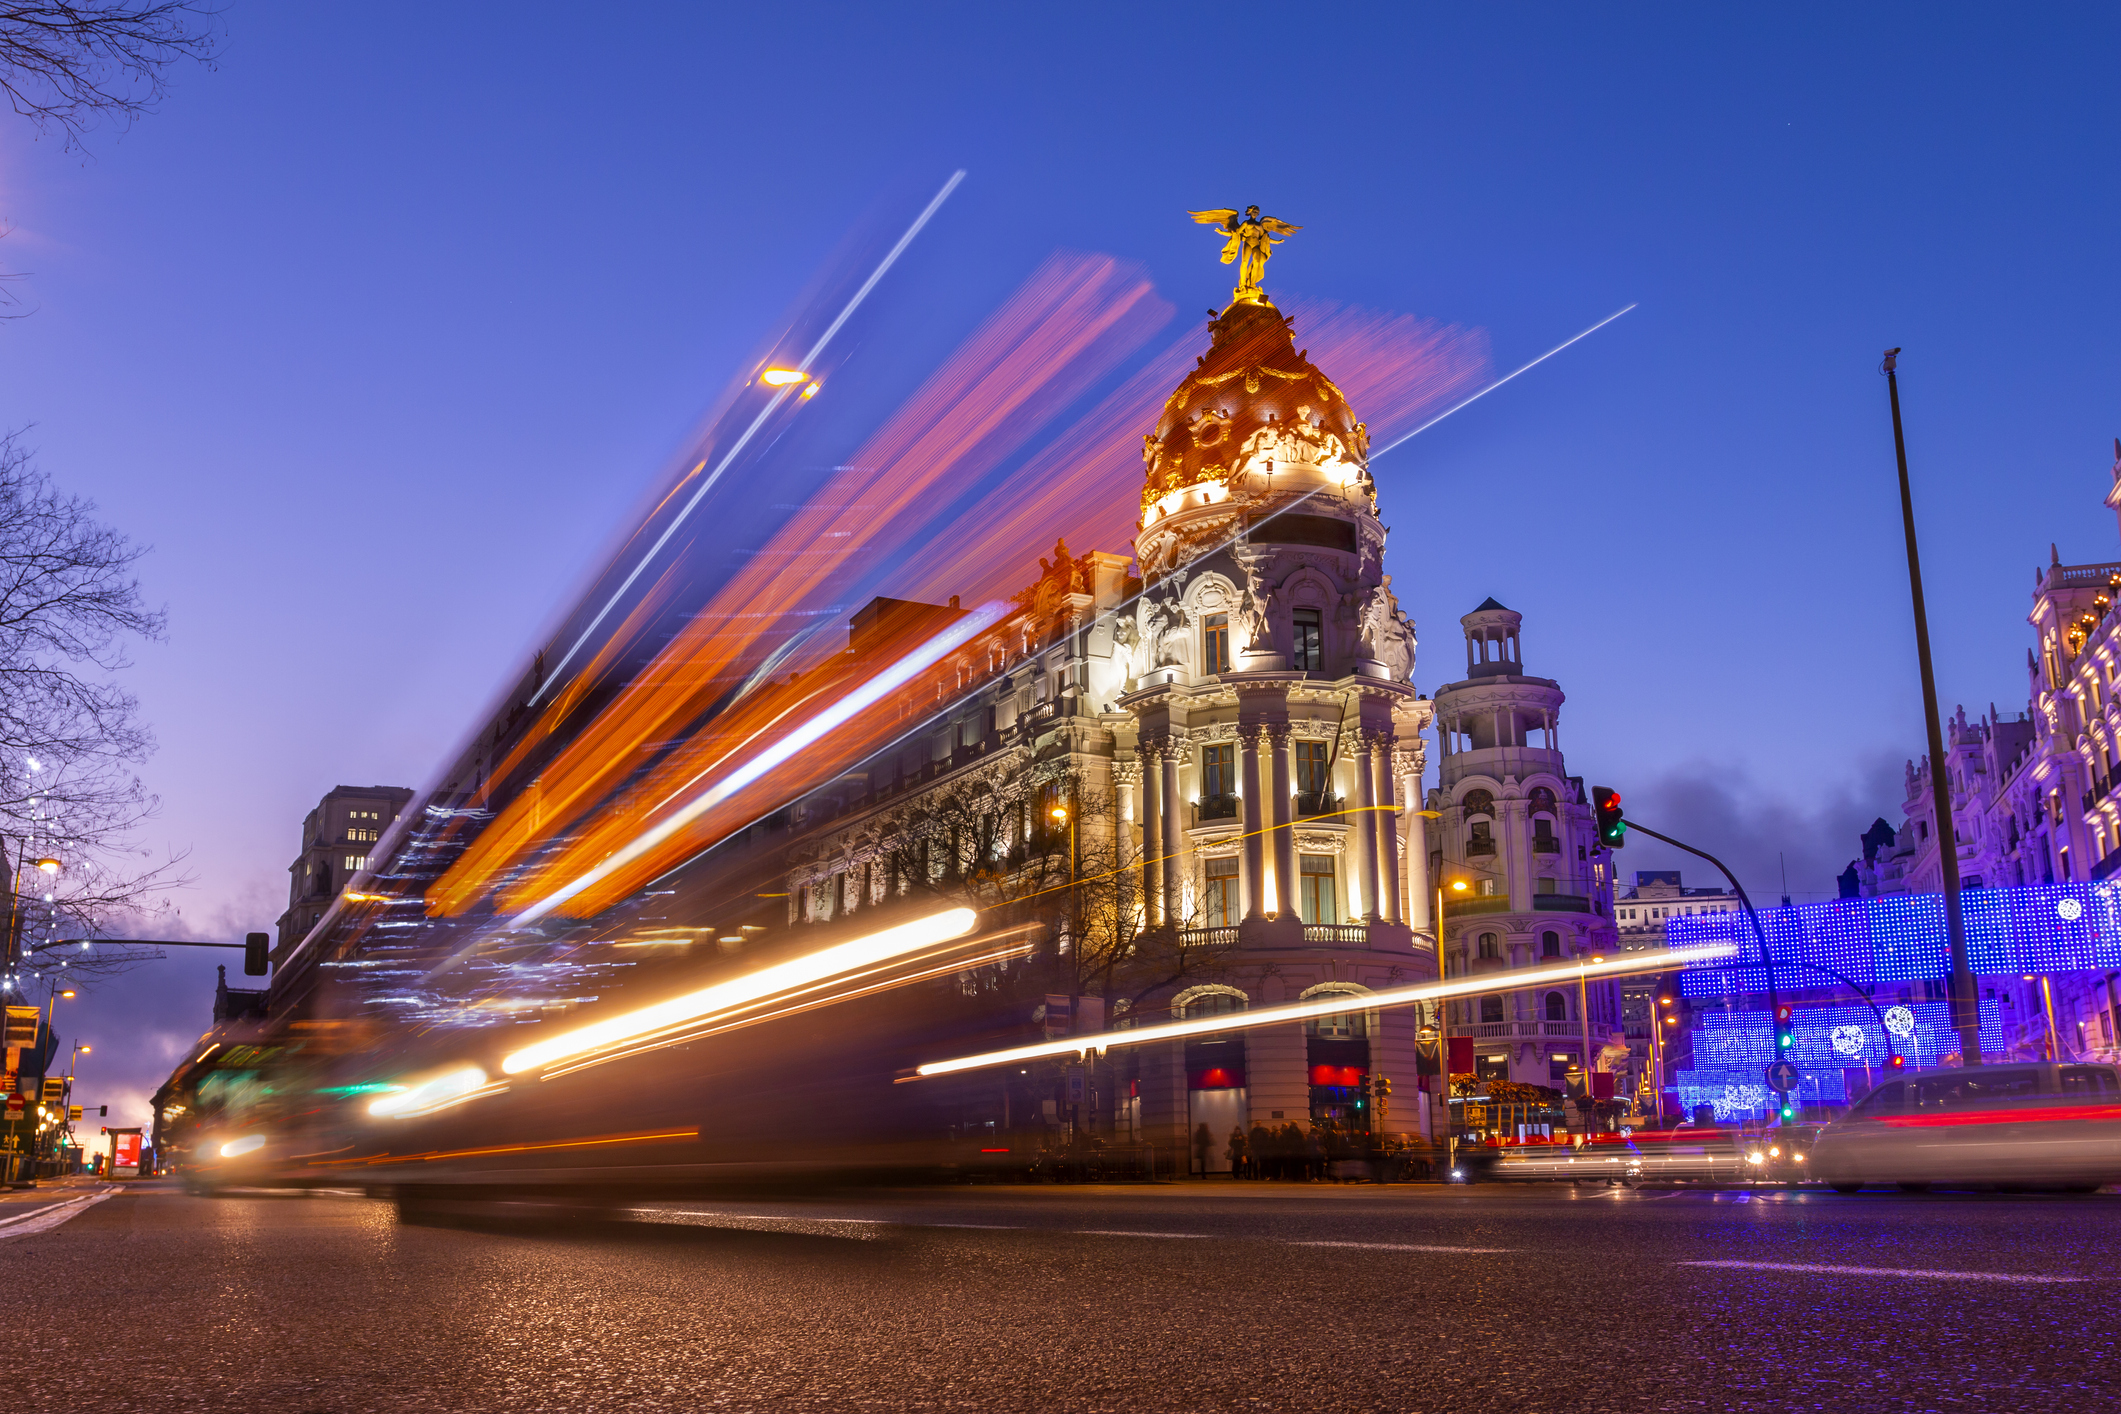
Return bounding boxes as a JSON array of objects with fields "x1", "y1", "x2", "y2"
[
  {"x1": 67, "y1": 1106, "x2": 82, "y2": 1121},
  {"x1": 1764, "y1": 1060, "x2": 1801, "y2": 1094},
  {"x1": 2, "y1": 1007, "x2": 35, "y2": 1048},
  {"x1": 41, "y1": 1077, "x2": 64, "y2": 1102}
]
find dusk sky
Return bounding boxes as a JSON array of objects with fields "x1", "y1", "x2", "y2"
[{"x1": 4, "y1": 3, "x2": 2118, "y2": 1121}]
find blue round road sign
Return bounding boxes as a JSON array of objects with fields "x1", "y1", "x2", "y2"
[{"x1": 1764, "y1": 1060, "x2": 1801, "y2": 1094}]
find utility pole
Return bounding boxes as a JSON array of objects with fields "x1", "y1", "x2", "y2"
[{"x1": 1882, "y1": 349, "x2": 1982, "y2": 1065}]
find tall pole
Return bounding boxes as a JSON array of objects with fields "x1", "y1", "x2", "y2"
[{"x1": 1882, "y1": 349, "x2": 1981, "y2": 1065}]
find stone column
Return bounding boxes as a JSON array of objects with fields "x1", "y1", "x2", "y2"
[
  {"x1": 1267, "y1": 723, "x2": 1296, "y2": 922},
  {"x1": 1372, "y1": 733, "x2": 1402, "y2": 924},
  {"x1": 1353, "y1": 733, "x2": 1381, "y2": 922},
  {"x1": 1139, "y1": 742, "x2": 1164, "y2": 928},
  {"x1": 1114, "y1": 762, "x2": 1139, "y2": 869},
  {"x1": 1161, "y1": 740, "x2": 1184, "y2": 926},
  {"x1": 1398, "y1": 745, "x2": 1429, "y2": 934},
  {"x1": 1238, "y1": 725, "x2": 1266, "y2": 919}
]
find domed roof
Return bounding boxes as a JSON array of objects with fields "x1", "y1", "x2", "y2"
[{"x1": 1139, "y1": 298, "x2": 1370, "y2": 515}]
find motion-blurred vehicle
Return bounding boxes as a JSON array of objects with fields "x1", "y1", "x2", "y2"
[
  {"x1": 1809, "y1": 1062, "x2": 2121, "y2": 1193},
  {"x1": 1486, "y1": 1128, "x2": 1749, "y2": 1185},
  {"x1": 1739, "y1": 1122, "x2": 1818, "y2": 1185}
]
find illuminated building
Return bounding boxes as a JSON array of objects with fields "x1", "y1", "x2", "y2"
[
  {"x1": 781, "y1": 275, "x2": 1438, "y2": 1164},
  {"x1": 273, "y1": 784, "x2": 413, "y2": 969},
  {"x1": 1427, "y1": 600, "x2": 1622, "y2": 1095},
  {"x1": 1844, "y1": 443, "x2": 2121, "y2": 1064}
]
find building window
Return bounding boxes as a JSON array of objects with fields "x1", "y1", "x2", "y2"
[
  {"x1": 1480, "y1": 995, "x2": 1504, "y2": 1024},
  {"x1": 1298, "y1": 854, "x2": 1337, "y2": 925},
  {"x1": 1542, "y1": 930, "x2": 1561, "y2": 958},
  {"x1": 1291, "y1": 608, "x2": 1323, "y2": 673},
  {"x1": 1536, "y1": 876, "x2": 1557, "y2": 895},
  {"x1": 1545, "y1": 991, "x2": 1568, "y2": 1022},
  {"x1": 1477, "y1": 932, "x2": 1500, "y2": 960},
  {"x1": 1532, "y1": 816, "x2": 1558, "y2": 852},
  {"x1": 1203, "y1": 613, "x2": 1230, "y2": 674},
  {"x1": 1201, "y1": 743, "x2": 1236, "y2": 799},
  {"x1": 344, "y1": 855, "x2": 367, "y2": 871},
  {"x1": 1203, "y1": 856, "x2": 1239, "y2": 928},
  {"x1": 1295, "y1": 740, "x2": 1329, "y2": 795}
]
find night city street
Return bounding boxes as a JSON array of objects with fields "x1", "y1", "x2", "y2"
[
  {"x1": 7, "y1": 7, "x2": 2121, "y2": 1414},
  {"x1": 7, "y1": 1181, "x2": 2115, "y2": 1413}
]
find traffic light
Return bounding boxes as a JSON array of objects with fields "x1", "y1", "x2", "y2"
[
  {"x1": 1777, "y1": 1096, "x2": 1797, "y2": 1122},
  {"x1": 1886, "y1": 1054, "x2": 1905, "y2": 1071},
  {"x1": 1591, "y1": 787, "x2": 1626, "y2": 848},
  {"x1": 244, "y1": 932, "x2": 269, "y2": 977},
  {"x1": 97, "y1": 1106, "x2": 106, "y2": 1118},
  {"x1": 1375, "y1": 1076, "x2": 1391, "y2": 1117},
  {"x1": 1774, "y1": 1003, "x2": 1796, "y2": 1052}
]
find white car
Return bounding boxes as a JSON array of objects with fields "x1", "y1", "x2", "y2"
[{"x1": 1809, "y1": 1062, "x2": 2121, "y2": 1193}]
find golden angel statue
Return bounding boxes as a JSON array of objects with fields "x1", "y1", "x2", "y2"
[{"x1": 1188, "y1": 205, "x2": 1301, "y2": 302}]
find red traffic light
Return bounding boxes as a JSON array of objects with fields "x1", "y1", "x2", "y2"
[
  {"x1": 1887, "y1": 1054, "x2": 1905, "y2": 1069},
  {"x1": 1774, "y1": 1004, "x2": 1794, "y2": 1024}
]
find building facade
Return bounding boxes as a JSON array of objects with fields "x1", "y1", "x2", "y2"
[
  {"x1": 780, "y1": 283, "x2": 1441, "y2": 1162},
  {"x1": 1426, "y1": 601, "x2": 1625, "y2": 1094},
  {"x1": 1850, "y1": 444, "x2": 2121, "y2": 1063},
  {"x1": 274, "y1": 784, "x2": 414, "y2": 968}
]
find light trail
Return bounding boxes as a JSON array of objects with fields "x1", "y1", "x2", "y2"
[
  {"x1": 506, "y1": 604, "x2": 1004, "y2": 924},
  {"x1": 910, "y1": 944, "x2": 1735, "y2": 1079},
  {"x1": 501, "y1": 907, "x2": 979, "y2": 1074},
  {"x1": 1369, "y1": 303, "x2": 1638, "y2": 460},
  {"x1": 527, "y1": 169, "x2": 967, "y2": 710}
]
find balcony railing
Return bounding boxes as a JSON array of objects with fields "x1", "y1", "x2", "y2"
[
  {"x1": 1465, "y1": 838, "x2": 1497, "y2": 856},
  {"x1": 1178, "y1": 926, "x2": 1239, "y2": 948},
  {"x1": 1194, "y1": 794, "x2": 1239, "y2": 824},
  {"x1": 1301, "y1": 923, "x2": 1366, "y2": 945},
  {"x1": 1532, "y1": 836, "x2": 1560, "y2": 855},
  {"x1": 1533, "y1": 893, "x2": 1592, "y2": 913},
  {"x1": 1444, "y1": 896, "x2": 1510, "y2": 916},
  {"x1": 1294, "y1": 791, "x2": 1344, "y2": 820}
]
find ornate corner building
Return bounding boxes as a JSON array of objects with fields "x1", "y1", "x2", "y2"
[
  {"x1": 776, "y1": 282, "x2": 1446, "y2": 1162},
  {"x1": 1427, "y1": 600, "x2": 1624, "y2": 1089}
]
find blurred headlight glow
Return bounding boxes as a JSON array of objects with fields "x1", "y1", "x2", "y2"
[
  {"x1": 369, "y1": 1066, "x2": 488, "y2": 1118},
  {"x1": 220, "y1": 1135, "x2": 265, "y2": 1158}
]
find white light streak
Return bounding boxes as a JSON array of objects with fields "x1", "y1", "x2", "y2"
[
  {"x1": 369, "y1": 1065, "x2": 489, "y2": 1119},
  {"x1": 502, "y1": 907, "x2": 979, "y2": 1075},
  {"x1": 1370, "y1": 303, "x2": 1638, "y2": 461},
  {"x1": 219, "y1": 1134, "x2": 265, "y2": 1158},
  {"x1": 528, "y1": 169, "x2": 967, "y2": 708},
  {"x1": 912, "y1": 945, "x2": 1733, "y2": 1078}
]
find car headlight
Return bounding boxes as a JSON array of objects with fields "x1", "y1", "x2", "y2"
[
  {"x1": 1747, "y1": 1151, "x2": 1765, "y2": 1164},
  {"x1": 220, "y1": 1134, "x2": 265, "y2": 1158},
  {"x1": 1793, "y1": 1153, "x2": 1806, "y2": 1162}
]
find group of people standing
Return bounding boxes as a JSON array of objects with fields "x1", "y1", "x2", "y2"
[{"x1": 1198, "y1": 1119, "x2": 1375, "y2": 1180}]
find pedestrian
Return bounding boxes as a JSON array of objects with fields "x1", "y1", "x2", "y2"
[
  {"x1": 1193, "y1": 1121, "x2": 1213, "y2": 1177},
  {"x1": 1248, "y1": 1121, "x2": 1273, "y2": 1179},
  {"x1": 1226, "y1": 1126, "x2": 1248, "y2": 1178}
]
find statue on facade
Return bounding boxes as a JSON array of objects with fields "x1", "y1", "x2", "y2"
[{"x1": 1187, "y1": 206, "x2": 1301, "y2": 303}]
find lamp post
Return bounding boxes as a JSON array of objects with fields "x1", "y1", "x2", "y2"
[{"x1": 1881, "y1": 348, "x2": 1980, "y2": 1066}]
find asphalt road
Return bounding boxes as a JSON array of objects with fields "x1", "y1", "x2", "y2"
[{"x1": 6, "y1": 1179, "x2": 2116, "y2": 1413}]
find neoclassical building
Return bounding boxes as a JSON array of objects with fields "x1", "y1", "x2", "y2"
[
  {"x1": 1426, "y1": 600, "x2": 1624, "y2": 1091},
  {"x1": 780, "y1": 271, "x2": 1440, "y2": 1161}
]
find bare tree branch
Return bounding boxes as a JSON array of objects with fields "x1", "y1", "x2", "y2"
[
  {"x1": 0, "y1": 2, "x2": 220, "y2": 151},
  {"x1": 0, "y1": 428, "x2": 185, "y2": 986}
]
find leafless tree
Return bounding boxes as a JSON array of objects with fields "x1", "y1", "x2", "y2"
[
  {"x1": 0, "y1": 429, "x2": 182, "y2": 988},
  {"x1": 0, "y1": 2, "x2": 219, "y2": 150}
]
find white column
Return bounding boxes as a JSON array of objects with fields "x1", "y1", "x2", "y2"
[
  {"x1": 1161, "y1": 744, "x2": 1184, "y2": 924},
  {"x1": 1268, "y1": 723, "x2": 1296, "y2": 923},
  {"x1": 1239, "y1": 726, "x2": 1265, "y2": 919},
  {"x1": 1353, "y1": 736, "x2": 1381, "y2": 923},
  {"x1": 1373, "y1": 734, "x2": 1401, "y2": 924},
  {"x1": 1140, "y1": 743, "x2": 1164, "y2": 927}
]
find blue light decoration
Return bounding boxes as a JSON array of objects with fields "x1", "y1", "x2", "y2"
[
  {"x1": 1671, "y1": 1000, "x2": 2005, "y2": 1120},
  {"x1": 1667, "y1": 881, "x2": 2121, "y2": 997}
]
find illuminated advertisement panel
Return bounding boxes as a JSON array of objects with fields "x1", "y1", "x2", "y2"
[
  {"x1": 1667, "y1": 882, "x2": 2121, "y2": 997},
  {"x1": 1672, "y1": 1000, "x2": 2004, "y2": 1119}
]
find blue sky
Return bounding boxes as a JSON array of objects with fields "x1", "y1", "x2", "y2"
[{"x1": 3, "y1": 2, "x2": 2118, "y2": 1118}]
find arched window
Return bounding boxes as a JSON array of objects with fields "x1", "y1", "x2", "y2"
[
  {"x1": 1528, "y1": 786, "x2": 1557, "y2": 814},
  {"x1": 1480, "y1": 995, "x2": 1504, "y2": 1023},
  {"x1": 1541, "y1": 930, "x2": 1561, "y2": 958},
  {"x1": 1545, "y1": 991, "x2": 1567, "y2": 1022},
  {"x1": 1477, "y1": 932, "x2": 1501, "y2": 960},
  {"x1": 1463, "y1": 789, "x2": 1495, "y2": 816},
  {"x1": 1300, "y1": 984, "x2": 1370, "y2": 1039},
  {"x1": 1176, "y1": 986, "x2": 1249, "y2": 1020}
]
